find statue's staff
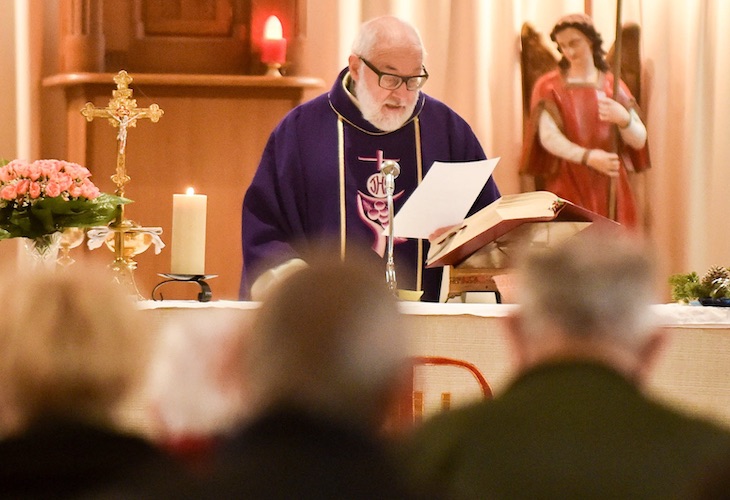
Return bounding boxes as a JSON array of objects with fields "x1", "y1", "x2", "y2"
[{"x1": 608, "y1": 0, "x2": 623, "y2": 220}]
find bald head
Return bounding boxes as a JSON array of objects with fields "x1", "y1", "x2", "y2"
[{"x1": 352, "y1": 15, "x2": 425, "y2": 61}]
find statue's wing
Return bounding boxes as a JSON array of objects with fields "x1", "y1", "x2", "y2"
[
  {"x1": 607, "y1": 22, "x2": 642, "y2": 105},
  {"x1": 520, "y1": 22, "x2": 559, "y2": 122}
]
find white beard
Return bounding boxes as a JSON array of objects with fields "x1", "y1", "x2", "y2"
[{"x1": 355, "y1": 70, "x2": 418, "y2": 132}]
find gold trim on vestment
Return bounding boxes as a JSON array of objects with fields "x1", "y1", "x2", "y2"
[
  {"x1": 337, "y1": 114, "x2": 425, "y2": 293},
  {"x1": 414, "y1": 117, "x2": 423, "y2": 293},
  {"x1": 338, "y1": 118, "x2": 346, "y2": 260}
]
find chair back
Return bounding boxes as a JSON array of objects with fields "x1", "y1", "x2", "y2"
[{"x1": 386, "y1": 356, "x2": 492, "y2": 432}]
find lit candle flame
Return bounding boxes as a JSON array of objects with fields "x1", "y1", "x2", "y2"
[
  {"x1": 186, "y1": 187, "x2": 195, "y2": 195},
  {"x1": 264, "y1": 15, "x2": 283, "y2": 40}
]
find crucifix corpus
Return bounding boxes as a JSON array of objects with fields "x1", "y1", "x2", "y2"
[{"x1": 82, "y1": 70, "x2": 165, "y2": 298}]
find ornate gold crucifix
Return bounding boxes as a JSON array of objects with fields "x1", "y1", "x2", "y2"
[
  {"x1": 81, "y1": 70, "x2": 163, "y2": 199},
  {"x1": 81, "y1": 70, "x2": 164, "y2": 297}
]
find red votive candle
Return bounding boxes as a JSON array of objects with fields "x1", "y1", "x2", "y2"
[{"x1": 261, "y1": 15, "x2": 287, "y2": 64}]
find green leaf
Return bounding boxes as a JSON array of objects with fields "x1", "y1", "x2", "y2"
[
  {"x1": 0, "y1": 194, "x2": 133, "y2": 240},
  {"x1": 669, "y1": 272, "x2": 701, "y2": 303}
]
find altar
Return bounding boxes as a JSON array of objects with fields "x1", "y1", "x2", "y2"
[{"x1": 138, "y1": 301, "x2": 730, "y2": 429}]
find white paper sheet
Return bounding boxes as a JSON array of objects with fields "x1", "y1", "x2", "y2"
[{"x1": 390, "y1": 157, "x2": 500, "y2": 239}]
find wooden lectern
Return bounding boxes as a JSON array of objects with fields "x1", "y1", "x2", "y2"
[{"x1": 426, "y1": 191, "x2": 618, "y2": 303}]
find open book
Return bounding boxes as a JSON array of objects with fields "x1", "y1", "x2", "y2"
[{"x1": 426, "y1": 191, "x2": 615, "y2": 268}]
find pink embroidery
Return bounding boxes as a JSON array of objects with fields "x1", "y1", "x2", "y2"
[
  {"x1": 357, "y1": 189, "x2": 405, "y2": 257},
  {"x1": 355, "y1": 150, "x2": 406, "y2": 256}
]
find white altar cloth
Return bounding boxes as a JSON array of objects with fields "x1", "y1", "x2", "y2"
[
  {"x1": 139, "y1": 300, "x2": 730, "y2": 327},
  {"x1": 135, "y1": 301, "x2": 730, "y2": 429}
]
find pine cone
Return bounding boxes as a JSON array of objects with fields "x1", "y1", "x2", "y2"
[
  {"x1": 702, "y1": 266, "x2": 730, "y2": 298},
  {"x1": 702, "y1": 266, "x2": 730, "y2": 286}
]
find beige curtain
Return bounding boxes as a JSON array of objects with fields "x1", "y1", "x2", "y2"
[{"x1": 301, "y1": 0, "x2": 730, "y2": 300}]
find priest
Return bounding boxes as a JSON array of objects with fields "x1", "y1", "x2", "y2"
[{"x1": 240, "y1": 15, "x2": 500, "y2": 302}]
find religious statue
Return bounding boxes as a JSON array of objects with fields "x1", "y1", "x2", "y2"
[{"x1": 519, "y1": 13, "x2": 650, "y2": 229}]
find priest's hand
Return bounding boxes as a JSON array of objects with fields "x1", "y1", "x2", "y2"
[
  {"x1": 250, "y1": 258, "x2": 309, "y2": 301},
  {"x1": 429, "y1": 225, "x2": 458, "y2": 242},
  {"x1": 584, "y1": 149, "x2": 621, "y2": 177}
]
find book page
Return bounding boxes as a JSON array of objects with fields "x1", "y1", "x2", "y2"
[
  {"x1": 389, "y1": 158, "x2": 500, "y2": 239},
  {"x1": 494, "y1": 191, "x2": 561, "y2": 219}
]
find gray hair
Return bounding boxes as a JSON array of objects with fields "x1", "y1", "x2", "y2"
[
  {"x1": 0, "y1": 264, "x2": 150, "y2": 434},
  {"x1": 517, "y1": 227, "x2": 658, "y2": 349},
  {"x1": 243, "y1": 244, "x2": 408, "y2": 429},
  {"x1": 351, "y1": 15, "x2": 425, "y2": 59}
]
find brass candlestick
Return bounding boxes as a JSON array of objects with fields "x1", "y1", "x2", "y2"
[{"x1": 81, "y1": 70, "x2": 164, "y2": 298}]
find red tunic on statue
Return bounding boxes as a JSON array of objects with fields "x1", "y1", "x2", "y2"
[{"x1": 520, "y1": 70, "x2": 650, "y2": 228}]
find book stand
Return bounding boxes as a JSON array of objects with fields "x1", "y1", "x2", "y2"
[
  {"x1": 439, "y1": 221, "x2": 593, "y2": 303},
  {"x1": 426, "y1": 192, "x2": 619, "y2": 303}
]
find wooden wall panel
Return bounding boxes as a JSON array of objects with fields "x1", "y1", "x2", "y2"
[
  {"x1": 141, "y1": 0, "x2": 234, "y2": 36},
  {"x1": 127, "y1": 0, "x2": 251, "y2": 74},
  {"x1": 58, "y1": 0, "x2": 306, "y2": 75}
]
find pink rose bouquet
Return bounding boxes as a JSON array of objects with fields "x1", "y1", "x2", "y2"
[{"x1": 0, "y1": 159, "x2": 130, "y2": 241}]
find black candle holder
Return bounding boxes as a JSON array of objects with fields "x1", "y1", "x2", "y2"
[{"x1": 152, "y1": 273, "x2": 218, "y2": 302}]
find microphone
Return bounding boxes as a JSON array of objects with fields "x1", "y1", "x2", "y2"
[
  {"x1": 380, "y1": 160, "x2": 401, "y2": 178},
  {"x1": 380, "y1": 160, "x2": 400, "y2": 295}
]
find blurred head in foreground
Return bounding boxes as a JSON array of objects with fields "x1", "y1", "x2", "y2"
[
  {"x1": 0, "y1": 264, "x2": 150, "y2": 437},
  {"x1": 507, "y1": 226, "x2": 662, "y2": 383},
  {"x1": 145, "y1": 309, "x2": 250, "y2": 441},
  {"x1": 242, "y1": 244, "x2": 409, "y2": 431}
]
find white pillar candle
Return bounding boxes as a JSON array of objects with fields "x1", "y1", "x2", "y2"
[{"x1": 171, "y1": 187, "x2": 207, "y2": 275}]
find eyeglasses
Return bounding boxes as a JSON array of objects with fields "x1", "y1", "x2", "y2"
[{"x1": 359, "y1": 57, "x2": 429, "y2": 91}]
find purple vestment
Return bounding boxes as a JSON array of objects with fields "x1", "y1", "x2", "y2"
[{"x1": 241, "y1": 68, "x2": 500, "y2": 301}]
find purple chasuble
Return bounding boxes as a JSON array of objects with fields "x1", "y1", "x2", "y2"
[{"x1": 241, "y1": 68, "x2": 500, "y2": 301}]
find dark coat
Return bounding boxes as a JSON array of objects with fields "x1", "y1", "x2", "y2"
[
  {"x1": 196, "y1": 406, "x2": 436, "y2": 499},
  {"x1": 404, "y1": 361, "x2": 730, "y2": 499},
  {"x1": 0, "y1": 417, "x2": 190, "y2": 499}
]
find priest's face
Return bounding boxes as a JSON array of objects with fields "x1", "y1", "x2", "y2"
[{"x1": 352, "y1": 49, "x2": 422, "y2": 132}]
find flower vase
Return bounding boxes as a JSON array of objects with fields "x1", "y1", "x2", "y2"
[{"x1": 22, "y1": 232, "x2": 63, "y2": 270}]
